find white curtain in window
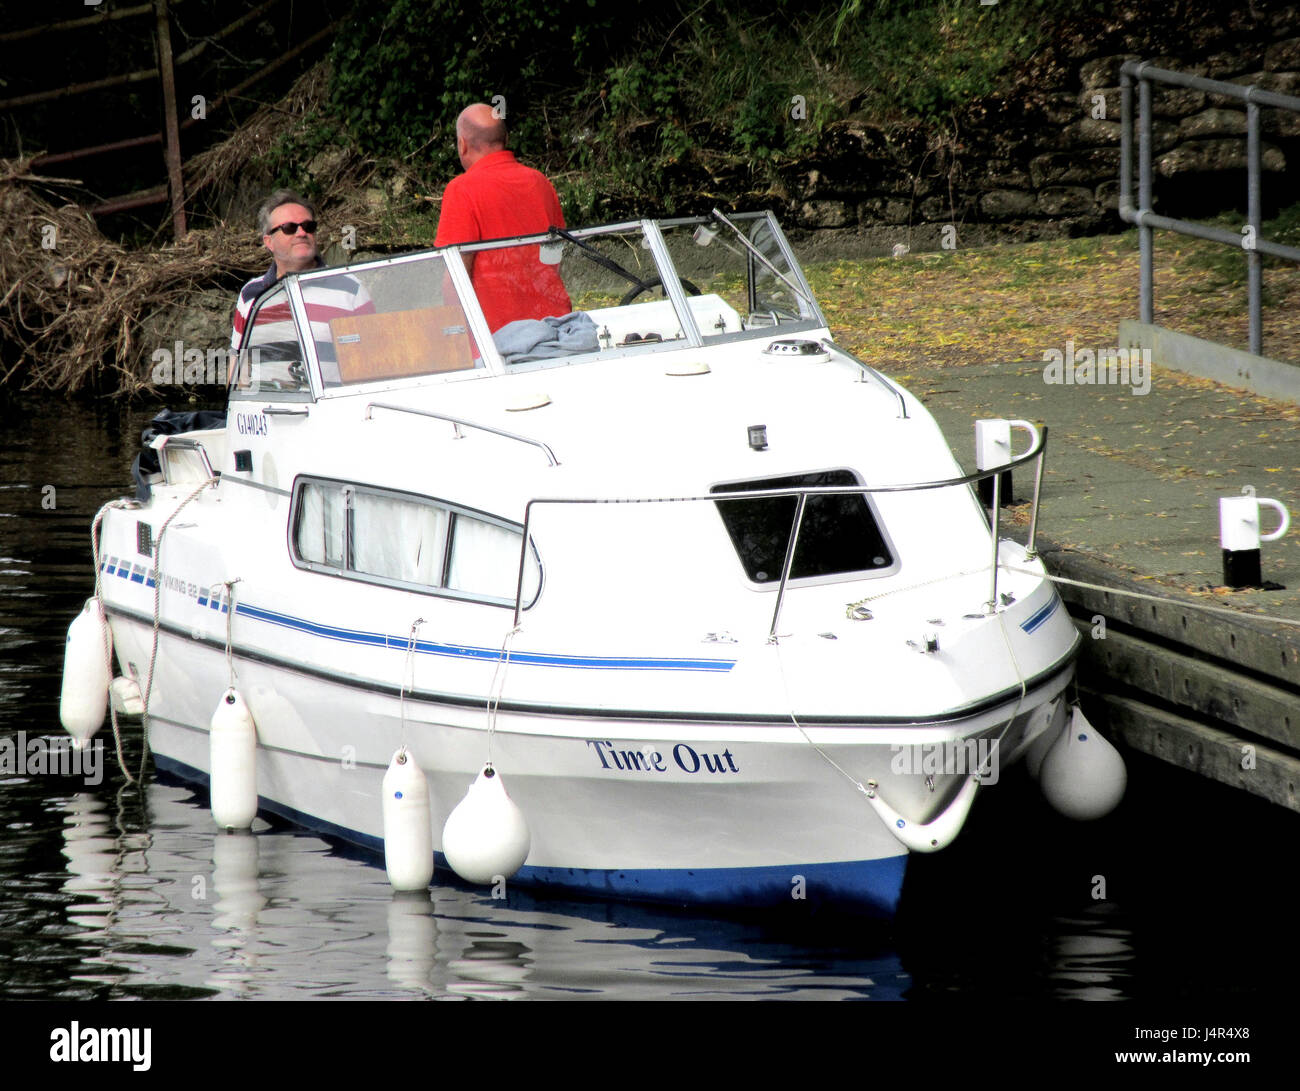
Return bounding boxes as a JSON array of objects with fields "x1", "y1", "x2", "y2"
[
  {"x1": 447, "y1": 516, "x2": 537, "y2": 601},
  {"x1": 298, "y1": 484, "x2": 345, "y2": 567},
  {"x1": 351, "y1": 492, "x2": 447, "y2": 584}
]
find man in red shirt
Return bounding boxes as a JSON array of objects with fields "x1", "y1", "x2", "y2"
[{"x1": 434, "y1": 104, "x2": 571, "y2": 333}]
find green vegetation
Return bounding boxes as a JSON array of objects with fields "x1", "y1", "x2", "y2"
[
  {"x1": 835, "y1": 0, "x2": 1050, "y2": 121},
  {"x1": 246, "y1": 0, "x2": 1109, "y2": 220}
]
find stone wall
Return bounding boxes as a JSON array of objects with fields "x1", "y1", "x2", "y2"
[{"x1": 788, "y1": 5, "x2": 1300, "y2": 248}]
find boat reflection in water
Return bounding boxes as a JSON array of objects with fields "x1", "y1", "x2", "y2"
[{"x1": 48, "y1": 777, "x2": 908, "y2": 999}]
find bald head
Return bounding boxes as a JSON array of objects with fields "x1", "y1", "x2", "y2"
[{"x1": 455, "y1": 104, "x2": 508, "y2": 169}]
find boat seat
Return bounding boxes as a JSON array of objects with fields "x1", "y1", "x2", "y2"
[{"x1": 330, "y1": 306, "x2": 474, "y2": 383}]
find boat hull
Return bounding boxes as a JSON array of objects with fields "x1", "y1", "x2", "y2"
[{"x1": 111, "y1": 607, "x2": 1072, "y2": 918}]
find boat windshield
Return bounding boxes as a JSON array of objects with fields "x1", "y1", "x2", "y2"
[
  {"x1": 269, "y1": 213, "x2": 825, "y2": 393},
  {"x1": 655, "y1": 212, "x2": 822, "y2": 340},
  {"x1": 460, "y1": 212, "x2": 826, "y2": 366},
  {"x1": 291, "y1": 252, "x2": 479, "y2": 389}
]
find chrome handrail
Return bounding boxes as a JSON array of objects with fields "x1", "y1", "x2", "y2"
[
  {"x1": 819, "y1": 340, "x2": 909, "y2": 419},
  {"x1": 365, "y1": 402, "x2": 560, "y2": 466},
  {"x1": 512, "y1": 427, "x2": 1049, "y2": 628}
]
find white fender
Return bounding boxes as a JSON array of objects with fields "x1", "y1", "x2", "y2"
[
  {"x1": 59, "y1": 599, "x2": 112, "y2": 748},
  {"x1": 1040, "y1": 706, "x2": 1127, "y2": 820},
  {"x1": 442, "y1": 764, "x2": 530, "y2": 884},
  {"x1": 382, "y1": 748, "x2": 434, "y2": 891},
  {"x1": 865, "y1": 774, "x2": 980, "y2": 853},
  {"x1": 209, "y1": 688, "x2": 258, "y2": 830}
]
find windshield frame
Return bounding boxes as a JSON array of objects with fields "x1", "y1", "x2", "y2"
[{"x1": 251, "y1": 211, "x2": 827, "y2": 396}]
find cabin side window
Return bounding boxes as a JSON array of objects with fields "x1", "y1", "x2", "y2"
[
  {"x1": 233, "y1": 284, "x2": 312, "y2": 395},
  {"x1": 446, "y1": 514, "x2": 527, "y2": 601},
  {"x1": 711, "y1": 470, "x2": 896, "y2": 585},
  {"x1": 291, "y1": 478, "x2": 540, "y2": 606},
  {"x1": 297, "y1": 482, "x2": 346, "y2": 567}
]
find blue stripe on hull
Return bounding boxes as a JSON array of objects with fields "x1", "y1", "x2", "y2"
[
  {"x1": 154, "y1": 754, "x2": 906, "y2": 918},
  {"x1": 1020, "y1": 596, "x2": 1058, "y2": 633},
  {"x1": 231, "y1": 603, "x2": 735, "y2": 673}
]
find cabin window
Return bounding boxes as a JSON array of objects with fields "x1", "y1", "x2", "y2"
[
  {"x1": 711, "y1": 471, "x2": 895, "y2": 584},
  {"x1": 350, "y1": 490, "x2": 449, "y2": 585},
  {"x1": 292, "y1": 478, "x2": 540, "y2": 606},
  {"x1": 234, "y1": 285, "x2": 312, "y2": 395},
  {"x1": 297, "y1": 482, "x2": 346, "y2": 567},
  {"x1": 446, "y1": 514, "x2": 532, "y2": 601}
]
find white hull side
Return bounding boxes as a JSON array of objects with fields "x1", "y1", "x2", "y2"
[{"x1": 109, "y1": 607, "x2": 1071, "y2": 914}]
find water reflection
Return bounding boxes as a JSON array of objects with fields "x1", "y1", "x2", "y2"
[
  {"x1": 209, "y1": 830, "x2": 267, "y2": 995},
  {"x1": 46, "y1": 776, "x2": 918, "y2": 999},
  {"x1": 1050, "y1": 910, "x2": 1134, "y2": 1001},
  {"x1": 61, "y1": 792, "x2": 118, "y2": 935},
  {"x1": 445, "y1": 936, "x2": 531, "y2": 1000},
  {"x1": 386, "y1": 890, "x2": 437, "y2": 993}
]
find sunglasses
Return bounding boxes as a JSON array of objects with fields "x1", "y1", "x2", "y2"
[{"x1": 267, "y1": 220, "x2": 317, "y2": 236}]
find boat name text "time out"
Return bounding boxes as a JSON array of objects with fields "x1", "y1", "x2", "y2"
[{"x1": 586, "y1": 739, "x2": 739, "y2": 774}]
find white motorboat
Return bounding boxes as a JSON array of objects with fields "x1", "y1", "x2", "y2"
[{"x1": 64, "y1": 210, "x2": 1101, "y2": 918}]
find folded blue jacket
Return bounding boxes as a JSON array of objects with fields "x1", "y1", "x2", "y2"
[{"x1": 493, "y1": 311, "x2": 599, "y2": 364}]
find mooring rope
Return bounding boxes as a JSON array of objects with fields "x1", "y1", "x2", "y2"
[
  {"x1": 136, "y1": 479, "x2": 215, "y2": 784},
  {"x1": 1000, "y1": 563, "x2": 1300, "y2": 629},
  {"x1": 223, "y1": 578, "x2": 243, "y2": 689},
  {"x1": 771, "y1": 641, "x2": 872, "y2": 798},
  {"x1": 91, "y1": 499, "x2": 137, "y2": 784},
  {"x1": 844, "y1": 565, "x2": 988, "y2": 616},
  {"x1": 399, "y1": 618, "x2": 425, "y2": 749},
  {"x1": 484, "y1": 624, "x2": 522, "y2": 766}
]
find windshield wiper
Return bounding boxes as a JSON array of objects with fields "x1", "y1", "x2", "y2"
[
  {"x1": 547, "y1": 226, "x2": 654, "y2": 296},
  {"x1": 707, "y1": 208, "x2": 816, "y2": 310}
]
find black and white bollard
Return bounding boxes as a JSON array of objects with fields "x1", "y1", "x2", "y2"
[
  {"x1": 975, "y1": 419, "x2": 1039, "y2": 508},
  {"x1": 1219, "y1": 493, "x2": 1289, "y2": 588}
]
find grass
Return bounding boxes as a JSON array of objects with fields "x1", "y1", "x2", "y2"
[{"x1": 803, "y1": 228, "x2": 1300, "y2": 386}]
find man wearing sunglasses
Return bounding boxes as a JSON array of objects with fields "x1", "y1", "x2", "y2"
[
  {"x1": 230, "y1": 190, "x2": 374, "y2": 385},
  {"x1": 230, "y1": 190, "x2": 326, "y2": 352}
]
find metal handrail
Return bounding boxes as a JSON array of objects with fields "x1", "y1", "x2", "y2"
[
  {"x1": 1120, "y1": 61, "x2": 1300, "y2": 356},
  {"x1": 819, "y1": 339, "x2": 909, "y2": 419},
  {"x1": 365, "y1": 402, "x2": 561, "y2": 466},
  {"x1": 511, "y1": 426, "x2": 1050, "y2": 631}
]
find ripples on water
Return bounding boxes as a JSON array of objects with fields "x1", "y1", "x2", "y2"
[{"x1": 2, "y1": 395, "x2": 1297, "y2": 1011}]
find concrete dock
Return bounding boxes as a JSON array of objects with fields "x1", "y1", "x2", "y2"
[{"x1": 913, "y1": 353, "x2": 1300, "y2": 813}]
